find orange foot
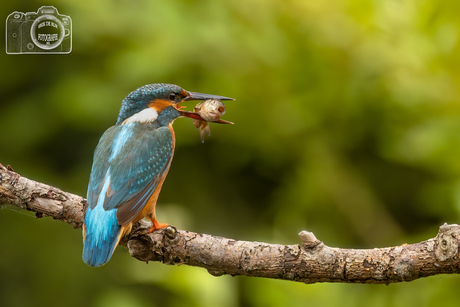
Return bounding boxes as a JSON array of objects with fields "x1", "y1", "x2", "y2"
[{"x1": 148, "y1": 218, "x2": 168, "y2": 233}]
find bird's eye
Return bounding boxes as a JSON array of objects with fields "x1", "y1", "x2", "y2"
[{"x1": 169, "y1": 93, "x2": 176, "y2": 101}]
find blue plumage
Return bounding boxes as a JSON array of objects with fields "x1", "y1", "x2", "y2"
[
  {"x1": 83, "y1": 181, "x2": 120, "y2": 267},
  {"x1": 82, "y1": 123, "x2": 174, "y2": 267}
]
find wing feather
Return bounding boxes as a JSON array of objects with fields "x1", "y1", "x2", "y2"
[{"x1": 87, "y1": 123, "x2": 173, "y2": 226}]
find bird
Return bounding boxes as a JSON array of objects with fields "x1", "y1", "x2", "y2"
[{"x1": 82, "y1": 83, "x2": 233, "y2": 267}]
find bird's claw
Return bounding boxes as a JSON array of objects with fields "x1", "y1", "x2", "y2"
[{"x1": 147, "y1": 218, "x2": 168, "y2": 234}]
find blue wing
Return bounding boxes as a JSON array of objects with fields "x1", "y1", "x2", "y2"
[
  {"x1": 87, "y1": 122, "x2": 174, "y2": 225},
  {"x1": 83, "y1": 122, "x2": 173, "y2": 267}
]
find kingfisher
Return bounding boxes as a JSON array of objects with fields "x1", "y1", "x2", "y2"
[{"x1": 82, "y1": 83, "x2": 233, "y2": 267}]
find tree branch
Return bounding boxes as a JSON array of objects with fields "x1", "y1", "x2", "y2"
[{"x1": 1, "y1": 163, "x2": 459, "y2": 284}]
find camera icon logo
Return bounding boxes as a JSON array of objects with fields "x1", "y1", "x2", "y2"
[{"x1": 6, "y1": 6, "x2": 72, "y2": 54}]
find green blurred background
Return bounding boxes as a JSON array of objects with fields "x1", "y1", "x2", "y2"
[{"x1": 2, "y1": 0, "x2": 460, "y2": 306}]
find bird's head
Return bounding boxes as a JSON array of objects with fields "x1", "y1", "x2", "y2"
[{"x1": 116, "y1": 83, "x2": 233, "y2": 126}]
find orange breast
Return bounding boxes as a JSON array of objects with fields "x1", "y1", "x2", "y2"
[{"x1": 132, "y1": 123, "x2": 176, "y2": 224}]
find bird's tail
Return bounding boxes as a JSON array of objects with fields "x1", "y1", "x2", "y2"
[{"x1": 82, "y1": 206, "x2": 122, "y2": 267}]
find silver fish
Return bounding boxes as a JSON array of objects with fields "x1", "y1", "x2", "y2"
[{"x1": 192, "y1": 99, "x2": 232, "y2": 142}]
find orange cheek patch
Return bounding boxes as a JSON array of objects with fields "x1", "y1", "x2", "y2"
[{"x1": 149, "y1": 99, "x2": 173, "y2": 111}]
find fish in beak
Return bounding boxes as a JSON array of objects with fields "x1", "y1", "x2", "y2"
[{"x1": 179, "y1": 91, "x2": 234, "y2": 123}]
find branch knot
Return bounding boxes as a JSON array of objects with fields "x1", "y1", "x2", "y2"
[
  {"x1": 435, "y1": 223, "x2": 459, "y2": 261},
  {"x1": 298, "y1": 230, "x2": 321, "y2": 250}
]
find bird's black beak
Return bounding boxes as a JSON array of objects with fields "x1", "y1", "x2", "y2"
[
  {"x1": 178, "y1": 91, "x2": 234, "y2": 123},
  {"x1": 182, "y1": 91, "x2": 234, "y2": 102}
]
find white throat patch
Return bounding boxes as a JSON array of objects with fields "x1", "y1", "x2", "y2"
[{"x1": 123, "y1": 108, "x2": 158, "y2": 124}]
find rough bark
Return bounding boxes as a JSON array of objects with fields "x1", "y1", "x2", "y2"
[{"x1": 1, "y1": 163, "x2": 459, "y2": 284}]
